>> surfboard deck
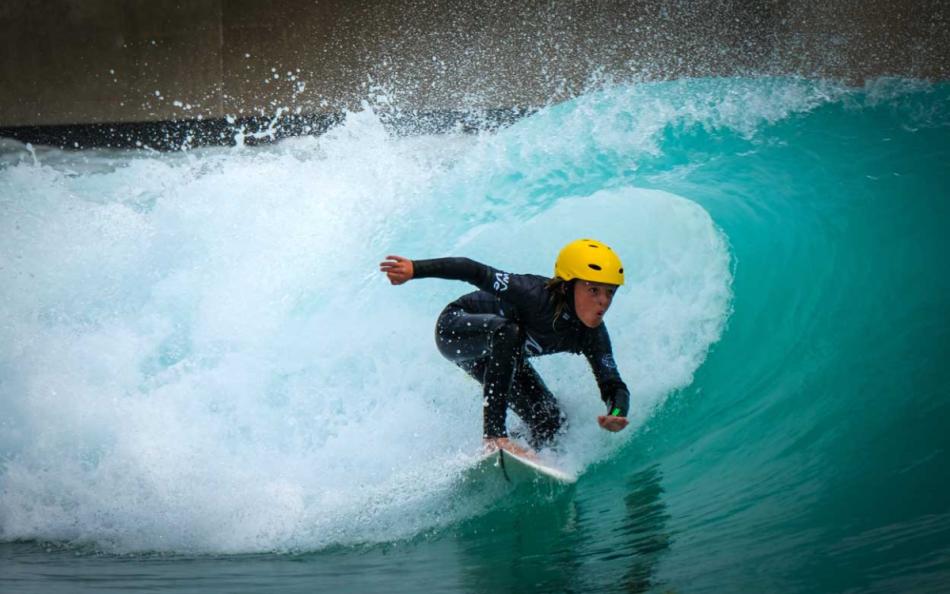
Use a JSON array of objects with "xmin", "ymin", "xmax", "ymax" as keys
[{"xmin": 466, "ymin": 448, "xmax": 577, "ymax": 487}]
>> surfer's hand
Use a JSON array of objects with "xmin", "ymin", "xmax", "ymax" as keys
[
  {"xmin": 380, "ymin": 255, "xmax": 414, "ymax": 285},
  {"xmin": 484, "ymin": 437, "xmax": 538, "ymax": 461},
  {"xmin": 598, "ymin": 415, "xmax": 629, "ymax": 432}
]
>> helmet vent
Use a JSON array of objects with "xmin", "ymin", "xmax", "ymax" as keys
[
  {"xmin": 588, "ymin": 244, "xmax": 599, "ymax": 248},
  {"xmin": 619, "ymin": 267, "xmax": 624, "ymax": 274},
  {"xmin": 588, "ymin": 264, "xmax": 602, "ymax": 271}
]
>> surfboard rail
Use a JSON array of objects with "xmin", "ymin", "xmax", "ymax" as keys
[{"xmin": 466, "ymin": 449, "xmax": 577, "ymax": 486}]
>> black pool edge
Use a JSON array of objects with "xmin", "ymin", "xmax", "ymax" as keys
[{"xmin": 0, "ymin": 107, "xmax": 537, "ymax": 152}]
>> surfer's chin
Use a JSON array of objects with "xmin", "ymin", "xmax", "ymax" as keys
[{"xmin": 579, "ymin": 316, "xmax": 604, "ymax": 328}]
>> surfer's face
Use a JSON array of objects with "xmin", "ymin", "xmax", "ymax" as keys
[{"xmin": 573, "ymin": 281, "xmax": 617, "ymax": 328}]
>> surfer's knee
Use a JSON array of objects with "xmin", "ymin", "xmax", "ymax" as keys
[
  {"xmin": 434, "ymin": 308, "xmax": 484, "ymax": 362},
  {"xmin": 433, "ymin": 307, "xmax": 460, "ymax": 358}
]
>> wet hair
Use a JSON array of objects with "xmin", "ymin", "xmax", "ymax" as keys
[{"xmin": 545, "ymin": 277, "xmax": 575, "ymax": 328}]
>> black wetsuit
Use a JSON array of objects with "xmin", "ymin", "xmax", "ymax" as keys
[{"xmin": 413, "ymin": 257, "xmax": 631, "ymax": 448}]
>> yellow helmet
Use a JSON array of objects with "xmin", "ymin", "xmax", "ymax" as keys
[{"xmin": 554, "ymin": 238, "xmax": 625, "ymax": 286}]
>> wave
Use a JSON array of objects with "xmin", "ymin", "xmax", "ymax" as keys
[{"xmin": 1, "ymin": 77, "xmax": 946, "ymax": 562}]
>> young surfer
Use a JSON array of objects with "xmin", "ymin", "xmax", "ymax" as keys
[{"xmin": 380, "ymin": 239, "xmax": 630, "ymax": 458}]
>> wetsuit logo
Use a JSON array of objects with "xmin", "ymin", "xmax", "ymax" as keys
[
  {"xmin": 601, "ymin": 354, "xmax": 617, "ymax": 369},
  {"xmin": 493, "ymin": 272, "xmax": 510, "ymax": 292},
  {"xmin": 525, "ymin": 333, "xmax": 543, "ymax": 355}
]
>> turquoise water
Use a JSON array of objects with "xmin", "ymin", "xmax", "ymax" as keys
[{"xmin": 1, "ymin": 77, "xmax": 948, "ymax": 592}]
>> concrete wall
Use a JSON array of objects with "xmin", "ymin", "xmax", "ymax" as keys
[
  {"xmin": 1, "ymin": 0, "xmax": 948, "ymax": 127},
  {"xmin": 1, "ymin": 1, "xmax": 225, "ymax": 125}
]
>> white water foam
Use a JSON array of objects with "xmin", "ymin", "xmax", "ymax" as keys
[{"xmin": 0, "ymin": 93, "xmax": 733, "ymax": 552}]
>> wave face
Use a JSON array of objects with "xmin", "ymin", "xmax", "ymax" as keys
[{"xmin": 1, "ymin": 77, "xmax": 948, "ymax": 591}]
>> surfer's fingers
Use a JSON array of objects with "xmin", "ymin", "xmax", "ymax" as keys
[
  {"xmin": 380, "ymin": 260, "xmax": 412, "ymax": 273},
  {"xmin": 380, "ymin": 264, "xmax": 409, "ymax": 277}
]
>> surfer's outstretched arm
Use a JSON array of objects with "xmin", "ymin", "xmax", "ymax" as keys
[{"xmin": 381, "ymin": 255, "xmax": 538, "ymax": 309}]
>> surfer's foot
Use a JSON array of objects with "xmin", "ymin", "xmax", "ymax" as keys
[{"xmin": 484, "ymin": 437, "xmax": 539, "ymax": 461}]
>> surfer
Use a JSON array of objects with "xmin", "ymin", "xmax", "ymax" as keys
[{"xmin": 380, "ymin": 239, "xmax": 630, "ymax": 458}]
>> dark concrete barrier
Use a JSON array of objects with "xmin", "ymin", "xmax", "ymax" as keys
[{"xmin": 1, "ymin": 0, "xmax": 947, "ymax": 146}]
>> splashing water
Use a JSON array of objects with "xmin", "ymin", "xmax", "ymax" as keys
[{"xmin": 1, "ymin": 76, "xmax": 948, "ymax": 593}]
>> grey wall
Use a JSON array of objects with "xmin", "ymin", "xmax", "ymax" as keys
[{"xmin": 1, "ymin": 0, "xmax": 948, "ymax": 127}]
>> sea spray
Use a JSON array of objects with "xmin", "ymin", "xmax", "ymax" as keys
[{"xmin": 0, "ymin": 86, "xmax": 734, "ymax": 552}]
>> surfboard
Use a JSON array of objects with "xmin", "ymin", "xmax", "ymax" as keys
[{"xmin": 466, "ymin": 448, "xmax": 577, "ymax": 487}]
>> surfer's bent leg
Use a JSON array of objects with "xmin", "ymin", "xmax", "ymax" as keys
[
  {"xmin": 508, "ymin": 362, "xmax": 565, "ymax": 449},
  {"xmin": 435, "ymin": 305, "xmax": 523, "ymax": 438}
]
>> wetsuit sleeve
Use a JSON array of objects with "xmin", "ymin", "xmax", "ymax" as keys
[
  {"xmin": 412, "ymin": 257, "xmax": 542, "ymax": 311},
  {"xmin": 583, "ymin": 325, "xmax": 631, "ymax": 417}
]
